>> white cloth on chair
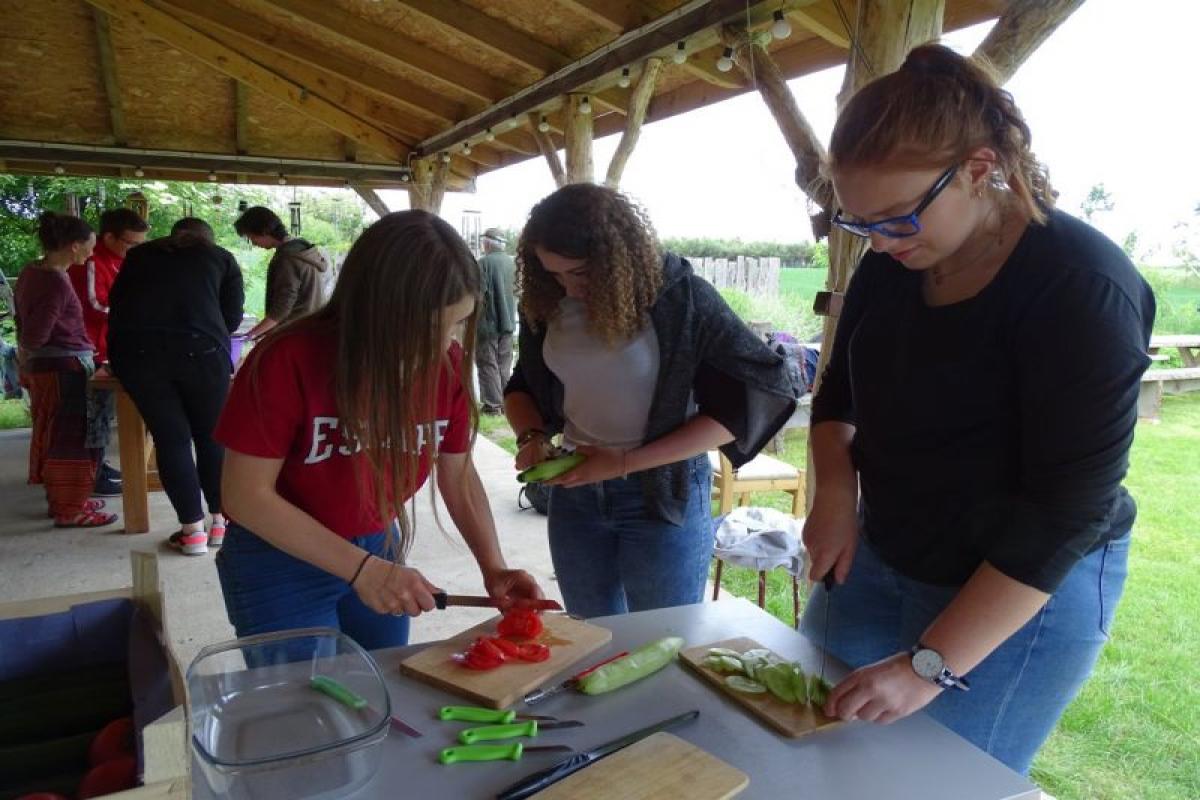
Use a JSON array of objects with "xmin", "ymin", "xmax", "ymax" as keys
[{"xmin": 714, "ymin": 507, "xmax": 806, "ymax": 577}]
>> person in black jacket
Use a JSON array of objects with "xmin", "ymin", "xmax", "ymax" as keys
[
  {"xmin": 108, "ymin": 218, "xmax": 244, "ymax": 555},
  {"xmin": 505, "ymin": 184, "xmax": 796, "ymax": 618},
  {"xmin": 800, "ymin": 44, "xmax": 1154, "ymax": 775}
]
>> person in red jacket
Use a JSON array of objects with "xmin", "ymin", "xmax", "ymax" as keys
[{"xmin": 68, "ymin": 208, "xmax": 148, "ymax": 496}]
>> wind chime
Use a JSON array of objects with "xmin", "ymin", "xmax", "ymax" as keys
[{"xmin": 288, "ymin": 186, "xmax": 302, "ymax": 235}]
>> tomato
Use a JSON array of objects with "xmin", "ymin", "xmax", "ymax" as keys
[
  {"xmin": 89, "ymin": 716, "xmax": 135, "ymax": 766},
  {"xmin": 461, "ymin": 637, "xmax": 506, "ymax": 670},
  {"xmin": 515, "ymin": 643, "xmax": 551, "ymax": 663},
  {"xmin": 78, "ymin": 755, "xmax": 138, "ymax": 798},
  {"xmin": 497, "ymin": 608, "xmax": 543, "ymax": 639},
  {"xmin": 490, "ymin": 637, "xmax": 521, "ymax": 658}
]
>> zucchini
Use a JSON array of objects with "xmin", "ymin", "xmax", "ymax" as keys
[{"xmin": 578, "ymin": 636, "xmax": 684, "ymax": 695}]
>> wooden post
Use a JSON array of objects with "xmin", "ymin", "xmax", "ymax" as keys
[
  {"xmin": 807, "ymin": 0, "xmax": 945, "ymax": 512},
  {"xmin": 604, "ymin": 58, "xmax": 663, "ymax": 189},
  {"xmin": 973, "ymin": 0, "xmax": 1086, "ymax": 85},
  {"xmin": 352, "ymin": 185, "xmax": 390, "ymax": 219},
  {"xmin": 528, "ymin": 112, "xmax": 566, "ymax": 188},
  {"xmin": 564, "ymin": 94, "xmax": 594, "ymax": 184},
  {"xmin": 724, "ymin": 26, "xmax": 832, "ymax": 237},
  {"xmin": 407, "ymin": 157, "xmax": 450, "ymax": 215}
]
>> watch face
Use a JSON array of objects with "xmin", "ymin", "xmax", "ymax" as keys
[{"xmin": 912, "ymin": 648, "xmax": 945, "ymax": 680}]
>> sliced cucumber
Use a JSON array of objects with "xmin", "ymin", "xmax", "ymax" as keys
[
  {"xmin": 706, "ymin": 648, "xmax": 742, "ymax": 659},
  {"xmin": 762, "ymin": 664, "xmax": 797, "ymax": 704},
  {"xmin": 702, "ymin": 655, "xmax": 743, "ymax": 674},
  {"xmin": 790, "ymin": 664, "xmax": 810, "ymax": 705},
  {"xmin": 808, "ymin": 674, "xmax": 832, "ymax": 707},
  {"xmin": 725, "ymin": 675, "xmax": 767, "ymax": 694}
]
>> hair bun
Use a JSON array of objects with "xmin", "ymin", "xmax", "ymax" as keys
[{"xmin": 901, "ymin": 43, "xmax": 962, "ymax": 77}]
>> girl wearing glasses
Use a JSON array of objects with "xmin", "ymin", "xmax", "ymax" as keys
[
  {"xmin": 802, "ymin": 44, "xmax": 1154, "ymax": 774},
  {"xmin": 505, "ymin": 184, "xmax": 797, "ymax": 619}
]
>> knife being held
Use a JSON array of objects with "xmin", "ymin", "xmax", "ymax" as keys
[{"xmin": 433, "ymin": 591, "xmax": 563, "ymax": 612}]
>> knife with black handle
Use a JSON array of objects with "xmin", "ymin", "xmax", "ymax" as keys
[{"xmin": 494, "ymin": 709, "xmax": 700, "ymax": 800}]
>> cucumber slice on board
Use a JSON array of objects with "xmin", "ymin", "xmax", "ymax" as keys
[{"xmin": 725, "ymin": 675, "xmax": 767, "ymax": 694}]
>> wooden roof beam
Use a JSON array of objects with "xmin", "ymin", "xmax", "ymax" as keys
[
  {"xmin": 157, "ymin": 0, "xmax": 467, "ymax": 124},
  {"xmin": 91, "ymin": 8, "xmax": 128, "ymax": 146},
  {"xmin": 527, "ymin": 112, "xmax": 566, "ymax": 188},
  {"xmin": 82, "ymin": 0, "xmax": 410, "ymax": 162},
  {"xmin": 604, "ymin": 57, "xmax": 663, "ymax": 188},
  {"xmin": 234, "ymin": 81, "xmax": 249, "ymax": 155},
  {"xmin": 789, "ymin": 1, "xmax": 854, "ymax": 48},
  {"xmin": 417, "ymin": 0, "xmax": 772, "ymax": 157},
  {"xmin": 973, "ymin": 0, "xmax": 1086, "ymax": 85},
  {"xmin": 353, "ymin": 185, "xmax": 391, "ymax": 219},
  {"xmin": 396, "ymin": 0, "xmax": 566, "ymax": 75},
  {"xmin": 270, "ymin": 0, "xmax": 512, "ymax": 105},
  {"xmin": 556, "ymin": 0, "xmax": 657, "ymax": 31}
]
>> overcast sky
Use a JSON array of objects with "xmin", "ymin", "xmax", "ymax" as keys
[{"xmin": 379, "ymin": 0, "xmax": 1195, "ymax": 261}]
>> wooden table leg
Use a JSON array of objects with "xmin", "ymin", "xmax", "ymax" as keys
[{"xmin": 114, "ymin": 390, "xmax": 150, "ymax": 533}]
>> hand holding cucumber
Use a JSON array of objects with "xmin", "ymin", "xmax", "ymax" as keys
[{"xmin": 536, "ymin": 445, "xmax": 630, "ymax": 488}]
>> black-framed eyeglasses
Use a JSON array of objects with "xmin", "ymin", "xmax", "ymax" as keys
[{"xmin": 832, "ymin": 165, "xmax": 958, "ymax": 239}]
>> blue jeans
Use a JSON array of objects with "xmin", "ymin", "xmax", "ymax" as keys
[
  {"xmin": 215, "ymin": 524, "xmax": 410, "ymax": 651},
  {"xmin": 799, "ymin": 532, "xmax": 1131, "ymax": 775},
  {"xmin": 548, "ymin": 456, "xmax": 714, "ymax": 618}
]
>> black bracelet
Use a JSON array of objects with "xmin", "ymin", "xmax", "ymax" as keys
[{"xmin": 348, "ymin": 551, "xmax": 373, "ymax": 587}]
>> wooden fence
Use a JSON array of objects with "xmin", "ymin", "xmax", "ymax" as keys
[{"xmin": 685, "ymin": 256, "xmax": 781, "ymax": 296}]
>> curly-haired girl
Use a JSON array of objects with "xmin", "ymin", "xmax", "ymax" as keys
[{"xmin": 505, "ymin": 183, "xmax": 797, "ymax": 619}]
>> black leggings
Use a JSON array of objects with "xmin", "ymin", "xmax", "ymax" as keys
[{"xmin": 110, "ymin": 335, "xmax": 230, "ymax": 525}]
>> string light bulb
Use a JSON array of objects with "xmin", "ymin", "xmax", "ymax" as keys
[
  {"xmin": 771, "ymin": 9, "xmax": 792, "ymax": 39},
  {"xmin": 579, "ymin": 95, "xmax": 591, "ymax": 115},
  {"xmin": 278, "ymin": 174, "xmax": 287, "ymax": 185},
  {"xmin": 463, "ymin": 142, "xmax": 472, "ymax": 155},
  {"xmin": 673, "ymin": 41, "xmax": 687, "ymax": 64},
  {"xmin": 400, "ymin": 171, "xmax": 410, "ymax": 183},
  {"xmin": 440, "ymin": 152, "xmax": 451, "ymax": 163},
  {"xmin": 618, "ymin": 67, "xmax": 631, "ymax": 88},
  {"xmin": 54, "ymin": 164, "xmax": 65, "ymax": 175},
  {"xmin": 133, "ymin": 167, "xmax": 145, "ymax": 178},
  {"xmin": 716, "ymin": 47, "xmax": 735, "ymax": 72},
  {"xmin": 484, "ymin": 128, "xmax": 495, "ymax": 141},
  {"xmin": 537, "ymin": 115, "xmax": 550, "ymax": 133},
  {"xmin": 207, "ymin": 171, "xmax": 218, "ymax": 182}
]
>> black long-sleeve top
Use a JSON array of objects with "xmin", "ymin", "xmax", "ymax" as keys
[
  {"xmin": 812, "ymin": 210, "xmax": 1155, "ymax": 593},
  {"xmin": 108, "ymin": 236, "xmax": 245, "ymax": 356}
]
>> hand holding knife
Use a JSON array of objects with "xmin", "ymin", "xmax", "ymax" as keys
[{"xmin": 433, "ymin": 591, "xmax": 562, "ymax": 612}]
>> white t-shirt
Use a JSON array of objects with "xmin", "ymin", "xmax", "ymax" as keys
[{"xmin": 543, "ymin": 297, "xmax": 659, "ymax": 450}]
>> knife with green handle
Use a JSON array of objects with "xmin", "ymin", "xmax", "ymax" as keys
[
  {"xmin": 438, "ymin": 743, "xmax": 574, "ymax": 765},
  {"xmin": 438, "ymin": 705, "xmax": 558, "ymax": 724},
  {"xmin": 458, "ymin": 719, "xmax": 583, "ymax": 745}
]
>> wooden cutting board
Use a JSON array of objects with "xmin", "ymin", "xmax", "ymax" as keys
[
  {"xmin": 680, "ymin": 637, "xmax": 844, "ymax": 738},
  {"xmin": 536, "ymin": 733, "xmax": 748, "ymax": 800},
  {"xmin": 397, "ymin": 612, "xmax": 612, "ymax": 708}
]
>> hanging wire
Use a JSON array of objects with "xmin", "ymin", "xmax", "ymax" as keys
[{"xmin": 831, "ymin": 0, "xmax": 874, "ymax": 78}]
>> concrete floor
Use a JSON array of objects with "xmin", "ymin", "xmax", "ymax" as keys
[{"xmin": 0, "ymin": 428, "xmax": 559, "ymax": 668}]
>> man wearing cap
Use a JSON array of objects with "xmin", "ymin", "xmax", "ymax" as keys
[{"xmin": 476, "ymin": 228, "xmax": 517, "ymax": 415}]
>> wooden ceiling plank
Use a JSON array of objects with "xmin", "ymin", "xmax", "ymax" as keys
[
  {"xmin": 91, "ymin": 8, "xmax": 128, "ymax": 146},
  {"xmin": 396, "ymin": 0, "xmax": 565, "ymax": 74},
  {"xmin": 556, "ymin": 0, "xmax": 648, "ymax": 31},
  {"xmin": 82, "ymin": 0, "xmax": 410, "ymax": 161},
  {"xmin": 157, "ymin": 0, "xmax": 468, "ymax": 123},
  {"xmin": 234, "ymin": 80, "xmax": 249, "ymax": 154},
  {"xmin": 271, "ymin": 0, "xmax": 513, "ymax": 104},
  {"xmin": 789, "ymin": 1, "xmax": 853, "ymax": 48}
]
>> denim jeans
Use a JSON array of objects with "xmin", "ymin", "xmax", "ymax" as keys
[
  {"xmin": 548, "ymin": 455, "xmax": 714, "ymax": 618},
  {"xmin": 215, "ymin": 523, "xmax": 410, "ymax": 651},
  {"xmin": 799, "ymin": 532, "xmax": 1131, "ymax": 775}
]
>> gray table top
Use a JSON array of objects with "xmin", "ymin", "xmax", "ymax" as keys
[{"xmin": 193, "ymin": 598, "xmax": 1039, "ymax": 800}]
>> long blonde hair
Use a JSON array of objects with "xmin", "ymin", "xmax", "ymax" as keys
[{"xmin": 248, "ymin": 210, "xmax": 480, "ymax": 559}]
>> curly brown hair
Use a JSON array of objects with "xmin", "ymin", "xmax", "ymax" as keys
[{"xmin": 517, "ymin": 184, "xmax": 662, "ymax": 344}]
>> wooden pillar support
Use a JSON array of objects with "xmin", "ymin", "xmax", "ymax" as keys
[
  {"xmin": 723, "ymin": 27, "xmax": 831, "ymax": 238},
  {"xmin": 806, "ymin": 0, "xmax": 945, "ymax": 512},
  {"xmin": 352, "ymin": 185, "xmax": 390, "ymax": 219},
  {"xmin": 528, "ymin": 112, "xmax": 566, "ymax": 188},
  {"xmin": 563, "ymin": 94, "xmax": 594, "ymax": 185},
  {"xmin": 407, "ymin": 158, "xmax": 449, "ymax": 215},
  {"xmin": 604, "ymin": 58, "xmax": 663, "ymax": 189},
  {"xmin": 973, "ymin": 0, "xmax": 1085, "ymax": 85}
]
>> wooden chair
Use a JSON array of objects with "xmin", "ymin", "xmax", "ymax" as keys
[{"xmin": 709, "ymin": 450, "xmax": 807, "ymax": 627}]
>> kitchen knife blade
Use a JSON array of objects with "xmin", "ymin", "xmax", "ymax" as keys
[
  {"xmin": 494, "ymin": 710, "xmax": 700, "ymax": 800},
  {"xmin": 522, "ymin": 651, "xmax": 630, "ymax": 705},
  {"xmin": 433, "ymin": 592, "xmax": 563, "ymax": 611},
  {"xmin": 819, "ymin": 571, "xmax": 834, "ymax": 684}
]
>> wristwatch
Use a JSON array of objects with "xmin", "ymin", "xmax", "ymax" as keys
[{"xmin": 909, "ymin": 643, "xmax": 970, "ymax": 691}]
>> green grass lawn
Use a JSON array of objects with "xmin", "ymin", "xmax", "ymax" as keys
[
  {"xmin": 0, "ymin": 397, "xmax": 28, "ymax": 429},
  {"xmin": 475, "ymin": 396, "xmax": 1200, "ymax": 800}
]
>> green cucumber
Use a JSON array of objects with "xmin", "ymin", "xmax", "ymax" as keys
[
  {"xmin": 578, "ymin": 636, "xmax": 684, "ymax": 695},
  {"xmin": 808, "ymin": 675, "xmax": 832, "ymax": 708},
  {"xmin": 790, "ymin": 664, "xmax": 810, "ymax": 705},
  {"xmin": 725, "ymin": 675, "xmax": 767, "ymax": 694},
  {"xmin": 516, "ymin": 454, "xmax": 586, "ymax": 484},
  {"xmin": 762, "ymin": 664, "xmax": 797, "ymax": 704}
]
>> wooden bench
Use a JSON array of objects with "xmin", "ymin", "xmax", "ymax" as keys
[{"xmin": 1139, "ymin": 366, "xmax": 1200, "ymax": 420}]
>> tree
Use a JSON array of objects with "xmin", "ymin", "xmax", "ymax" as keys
[{"xmin": 1080, "ymin": 182, "xmax": 1115, "ymax": 223}]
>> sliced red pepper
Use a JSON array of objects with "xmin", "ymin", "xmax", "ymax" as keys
[
  {"xmin": 515, "ymin": 643, "xmax": 551, "ymax": 663},
  {"xmin": 497, "ymin": 608, "xmax": 544, "ymax": 639}
]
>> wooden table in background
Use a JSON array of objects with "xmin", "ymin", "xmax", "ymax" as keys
[
  {"xmin": 90, "ymin": 372, "xmax": 152, "ymax": 534},
  {"xmin": 1148, "ymin": 334, "xmax": 1200, "ymax": 367}
]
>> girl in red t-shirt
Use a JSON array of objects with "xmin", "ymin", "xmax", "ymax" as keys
[{"xmin": 214, "ymin": 211, "xmax": 545, "ymax": 648}]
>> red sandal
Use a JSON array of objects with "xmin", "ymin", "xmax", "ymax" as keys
[
  {"xmin": 54, "ymin": 509, "xmax": 119, "ymax": 528},
  {"xmin": 47, "ymin": 498, "xmax": 106, "ymax": 518}
]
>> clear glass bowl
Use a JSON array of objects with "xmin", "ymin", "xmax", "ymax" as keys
[{"xmin": 187, "ymin": 627, "xmax": 390, "ymax": 799}]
